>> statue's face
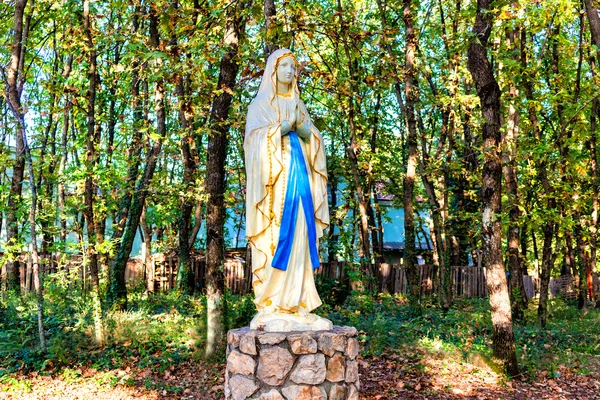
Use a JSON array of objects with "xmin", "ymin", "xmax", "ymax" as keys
[{"xmin": 276, "ymin": 55, "xmax": 296, "ymax": 85}]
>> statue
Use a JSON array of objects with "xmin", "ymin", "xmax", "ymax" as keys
[{"xmin": 244, "ymin": 49, "xmax": 332, "ymax": 332}]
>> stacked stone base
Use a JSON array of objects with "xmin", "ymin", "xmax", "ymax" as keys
[{"xmin": 225, "ymin": 326, "xmax": 360, "ymax": 400}]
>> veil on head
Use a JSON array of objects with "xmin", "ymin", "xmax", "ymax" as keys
[{"xmin": 254, "ymin": 48, "xmax": 300, "ymax": 110}]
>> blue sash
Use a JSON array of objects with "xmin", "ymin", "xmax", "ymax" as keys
[{"xmin": 271, "ymin": 132, "xmax": 320, "ymax": 271}]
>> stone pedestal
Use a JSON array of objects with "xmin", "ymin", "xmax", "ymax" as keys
[{"xmin": 225, "ymin": 326, "xmax": 360, "ymax": 400}]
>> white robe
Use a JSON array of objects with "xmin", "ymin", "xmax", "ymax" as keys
[{"xmin": 244, "ymin": 49, "xmax": 329, "ymax": 315}]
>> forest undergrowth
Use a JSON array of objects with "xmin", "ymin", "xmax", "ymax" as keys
[{"xmin": 0, "ymin": 274, "xmax": 599, "ymax": 399}]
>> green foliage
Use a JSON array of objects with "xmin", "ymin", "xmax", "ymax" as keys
[
  {"xmin": 1, "ymin": 0, "xmax": 600, "ymax": 387},
  {"xmin": 226, "ymin": 292, "xmax": 256, "ymax": 329},
  {"xmin": 0, "ymin": 279, "xmax": 252, "ymax": 375},
  {"xmin": 319, "ymin": 293, "xmax": 600, "ymax": 377},
  {"xmin": 516, "ymin": 298, "xmax": 600, "ymax": 378},
  {"xmin": 2, "ymin": 284, "xmax": 598, "ymax": 381},
  {"xmin": 315, "ymin": 274, "xmax": 349, "ymax": 307}
]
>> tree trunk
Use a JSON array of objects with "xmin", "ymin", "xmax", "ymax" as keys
[
  {"xmin": 589, "ymin": 97, "xmax": 599, "ymax": 306},
  {"xmin": 58, "ymin": 95, "xmax": 71, "ymax": 252},
  {"xmin": 177, "ymin": 121, "xmax": 196, "ymax": 293},
  {"xmin": 140, "ymin": 207, "xmax": 154, "ymax": 293},
  {"xmin": 564, "ymin": 231, "xmax": 577, "ymax": 277},
  {"xmin": 204, "ymin": 0, "xmax": 249, "ymax": 358},
  {"xmin": 368, "ymin": 93, "xmax": 383, "ymax": 264},
  {"xmin": 328, "ymin": 176, "xmax": 339, "ymax": 264},
  {"xmin": 337, "ymin": 2, "xmax": 373, "ymax": 281},
  {"xmin": 416, "ymin": 104, "xmax": 451, "ymax": 308},
  {"xmin": 585, "ymin": 0, "xmax": 600, "ymax": 49},
  {"xmin": 503, "ymin": 22, "xmax": 527, "ymax": 320},
  {"xmin": 82, "ymin": 0, "xmax": 100, "ymax": 292},
  {"xmin": 456, "ymin": 110, "xmax": 480, "ymax": 267},
  {"xmin": 112, "ymin": 7, "xmax": 144, "ymax": 242},
  {"xmin": 584, "ymin": 0, "xmax": 600, "ymax": 307},
  {"xmin": 420, "ymin": 165, "xmax": 448, "ymax": 307},
  {"xmin": 36, "ymin": 68, "xmax": 58, "ymax": 260},
  {"xmin": 264, "ymin": 0, "xmax": 278, "ymax": 55},
  {"xmin": 21, "ymin": 117, "xmax": 47, "ymax": 352},
  {"xmin": 189, "ymin": 201, "xmax": 204, "ymax": 249},
  {"xmin": 5, "ymin": 0, "xmax": 46, "ymax": 350},
  {"xmin": 174, "ymin": 5, "xmax": 199, "ymax": 294},
  {"xmin": 538, "ymin": 218, "xmax": 555, "ymax": 327},
  {"xmin": 108, "ymin": 7, "xmax": 166, "ymax": 310},
  {"xmin": 81, "ymin": 0, "xmax": 103, "ymax": 344},
  {"xmin": 573, "ymin": 216, "xmax": 589, "ymax": 308},
  {"xmin": 467, "ymin": 0, "xmax": 519, "ymax": 376},
  {"xmin": 519, "ymin": 28, "xmax": 556, "ymax": 328},
  {"xmin": 4, "ymin": 0, "xmax": 28, "ymax": 292},
  {"xmin": 402, "ymin": 0, "xmax": 420, "ymax": 304}
]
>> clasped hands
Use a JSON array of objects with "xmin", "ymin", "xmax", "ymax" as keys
[{"xmin": 280, "ymin": 102, "xmax": 311, "ymax": 141}]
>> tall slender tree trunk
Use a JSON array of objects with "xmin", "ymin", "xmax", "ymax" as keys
[
  {"xmin": 584, "ymin": 0, "xmax": 600, "ymax": 307},
  {"xmin": 368, "ymin": 93, "xmax": 383, "ymax": 264},
  {"xmin": 58, "ymin": 97, "xmax": 70, "ymax": 252},
  {"xmin": 108, "ymin": 7, "xmax": 166, "ymax": 310},
  {"xmin": 456, "ymin": 109, "xmax": 480, "ymax": 266},
  {"xmin": 82, "ymin": 0, "xmax": 100, "ymax": 291},
  {"xmin": 176, "ymin": 92, "xmax": 196, "ymax": 294},
  {"xmin": 112, "ymin": 8, "xmax": 144, "ymax": 243},
  {"xmin": 503, "ymin": 23, "xmax": 527, "ymax": 320},
  {"xmin": 175, "ymin": 2, "xmax": 199, "ymax": 294},
  {"xmin": 37, "ymin": 68, "xmax": 58, "ymax": 261},
  {"xmin": 467, "ymin": 0, "xmax": 519, "ymax": 376},
  {"xmin": 328, "ymin": 176, "xmax": 339, "ymax": 264},
  {"xmin": 573, "ymin": 214, "xmax": 589, "ymax": 308},
  {"xmin": 57, "ymin": 54, "xmax": 73, "ymax": 257},
  {"xmin": 435, "ymin": 0, "xmax": 461, "ymax": 308},
  {"xmin": 140, "ymin": 207, "xmax": 154, "ymax": 293},
  {"xmin": 189, "ymin": 202, "xmax": 204, "ymax": 250},
  {"xmin": 419, "ymin": 161, "xmax": 447, "ymax": 306},
  {"xmin": 204, "ymin": 0, "xmax": 249, "ymax": 358},
  {"xmin": 520, "ymin": 28, "xmax": 556, "ymax": 327},
  {"xmin": 95, "ymin": 42, "xmax": 123, "ymax": 275},
  {"xmin": 402, "ymin": 0, "xmax": 420, "ymax": 304},
  {"xmin": 82, "ymin": 0, "xmax": 103, "ymax": 344},
  {"xmin": 5, "ymin": 0, "xmax": 46, "ymax": 350},
  {"xmin": 564, "ymin": 231, "xmax": 577, "ymax": 276},
  {"xmin": 5, "ymin": 0, "xmax": 29, "ymax": 292},
  {"xmin": 589, "ymin": 96, "xmax": 599, "ymax": 306},
  {"xmin": 337, "ymin": 1, "xmax": 373, "ymax": 281},
  {"xmin": 22, "ymin": 119, "xmax": 47, "ymax": 352}
]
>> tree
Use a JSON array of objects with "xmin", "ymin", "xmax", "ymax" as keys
[
  {"xmin": 204, "ymin": 0, "xmax": 250, "ymax": 357},
  {"xmin": 502, "ymin": 8, "xmax": 527, "ymax": 320},
  {"xmin": 584, "ymin": 0, "xmax": 600, "ymax": 308},
  {"xmin": 175, "ymin": 1, "xmax": 201, "ymax": 295},
  {"xmin": 81, "ymin": 0, "xmax": 103, "ymax": 343},
  {"xmin": 3, "ymin": 0, "xmax": 29, "ymax": 293},
  {"xmin": 108, "ymin": 5, "xmax": 167, "ymax": 310},
  {"xmin": 401, "ymin": 0, "xmax": 421, "ymax": 304},
  {"xmin": 264, "ymin": 0, "xmax": 278, "ymax": 55},
  {"xmin": 467, "ymin": 0, "xmax": 519, "ymax": 376},
  {"xmin": 4, "ymin": 0, "xmax": 46, "ymax": 351},
  {"xmin": 337, "ymin": 0, "xmax": 374, "ymax": 282}
]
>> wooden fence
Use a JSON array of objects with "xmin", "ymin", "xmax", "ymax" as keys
[
  {"xmin": 318, "ymin": 262, "xmax": 534, "ymax": 299},
  {"xmin": 125, "ymin": 252, "xmax": 252, "ymax": 294},
  {"xmin": 2, "ymin": 252, "xmax": 598, "ymax": 300}
]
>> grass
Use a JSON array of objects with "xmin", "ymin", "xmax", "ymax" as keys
[
  {"xmin": 0, "ymin": 271, "xmax": 251, "ymax": 376},
  {"xmin": 1, "ymin": 273, "xmax": 599, "ymax": 383},
  {"xmin": 318, "ymin": 292, "xmax": 600, "ymax": 378}
]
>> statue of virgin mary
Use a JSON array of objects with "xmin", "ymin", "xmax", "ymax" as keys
[{"xmin": 244, "ymin": 49, "xmax": 332, "ymax": 331}]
